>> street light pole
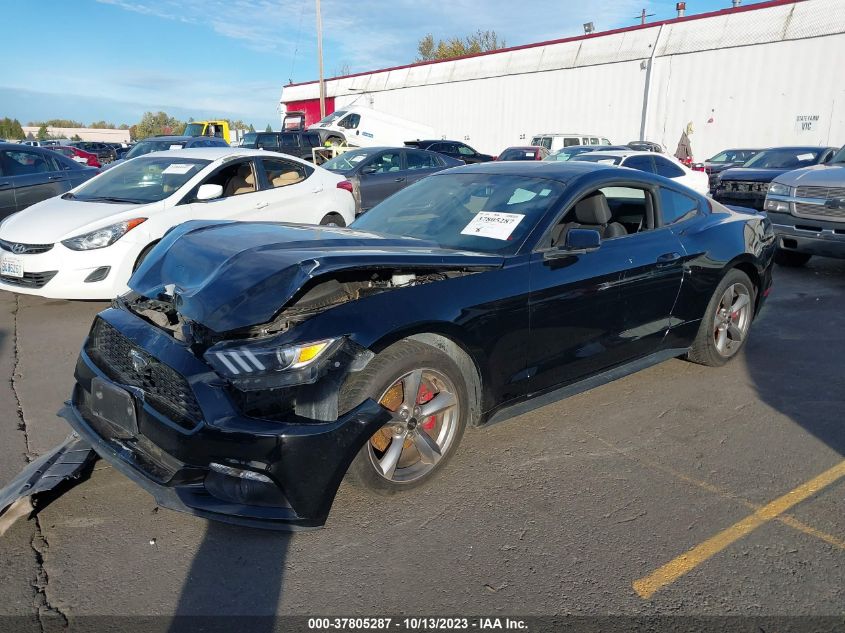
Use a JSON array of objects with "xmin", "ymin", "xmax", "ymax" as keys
[{"xmin": 316, "ymin": 0, "xmax": 326, "ymax": 119}]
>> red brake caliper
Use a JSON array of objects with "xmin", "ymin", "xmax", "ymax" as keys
[{"xmin": 417, "ymin": 382, "xmax": 437, "ymax": 431}]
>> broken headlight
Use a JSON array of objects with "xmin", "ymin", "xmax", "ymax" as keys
[{"xmin": 204, "ymin": 337, "xmax": 341, "ymax": 390}]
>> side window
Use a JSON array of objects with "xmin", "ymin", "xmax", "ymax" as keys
[
  {"xmin": 550, "ymin": 185, "xmax": 652, "ymax": 246},
  {"xmin": 406, "ymin": 150, "xmax": 439, "ymax": 170},
  {"xmin": 563, "ymin": 137, "xmax": 580, "ymax": 147},
  {"xmin": 257, "ymin": 134, "xmax": 279, "ymax": 149},
  {"xmin": 4, "ymin": 150, "xmax": 54, "ymax": 176},
  {"xmin": 365, "ymin": 152, "xmax": 402, "ymax": 173},
  {"xmin": 337, "ymin": 114, "xmax": 360, "ymax": 130},
  {"xmin": 601, "ymin": 138, "xmax": 611, "ymax": 145},
  {"xmin": 457, "ymin": 145, "xmax": 475, "ymax": 157},
  {"xmin": 653, "ymin": 156, "xmax": 685, "ymax": 178},
  {"xmin": 262, "ymin": 158, "xmax": 311, "ymax": 188},
  {"xmin": 623, "ymin": 156, "xmax": 655, "ymax": 173},
  {"xmin": 589, "ymin": 137, "xmax": 600, "ymax": 145},
  {"xmin": 659, "ymin": 188, "xmax": 698, "ymax": 225},
  {"xmin": 200, "ymin": 160, "xmax": 257, "ymax": 198}
]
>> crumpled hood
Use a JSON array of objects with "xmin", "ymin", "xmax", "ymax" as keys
[
  {"xmin": 129, "ymin": 220, "xmax": 504, "ymax": 332},
  {"xmin": 773, "ymin": 163, "xmax": 845, "ymax": 186},
  {"xmin": 718, "ymin": 167, "xmax": 794, "ymax": 183}
]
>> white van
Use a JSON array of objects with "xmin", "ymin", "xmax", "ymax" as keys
[
  {"xmin": 530, "ymin": 133, "xmax": 612, "ymax": 153},
  {"xmin": 308, "ymin": 106, "xmax": 437, "ymax": 148}
]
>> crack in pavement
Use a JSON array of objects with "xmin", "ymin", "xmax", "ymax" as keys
[{"xmin": 10, "ymin": 295, "xmax": 68, "ymax": 631}]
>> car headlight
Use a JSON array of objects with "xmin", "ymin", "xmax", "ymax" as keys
[
  {"xmin": 768, "ymin": 182, "xmax": 791, "ymax": 196},
  {"xmin": 205, "ymin": 337, "xmax": 340, "ymax": 389},
  {"xmin": 62, "ymin": 218, "xmax": 146, "ymax": 251}
]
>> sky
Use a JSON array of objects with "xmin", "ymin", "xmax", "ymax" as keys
[{"xmin": 0, "ymin": 0, "xmax": 767, "ymax": 129}]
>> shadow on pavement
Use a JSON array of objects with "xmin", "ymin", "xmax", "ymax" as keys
[
  {"xmin": 168, "ymin": 521, "xmax": 291, "ymax": 632},
  {"xmin": 744, "ymin": 257, "xmax": 845, "ymax": 456}
]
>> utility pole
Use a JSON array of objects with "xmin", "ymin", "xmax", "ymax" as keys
[
  {"xmin": 637, "ymin": 8, "xmax": 656, "ymax": 24},
  {"xmin": 316, "ymin": 0, "xmax": 326, "ymax": 118}
]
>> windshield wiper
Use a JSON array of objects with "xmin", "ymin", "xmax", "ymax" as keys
[{"xmin": 81, "ymin": 196, "xmax": 145, "ymax": 204}]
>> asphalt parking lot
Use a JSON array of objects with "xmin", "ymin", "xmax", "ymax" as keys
[{"xmin": 0, "ymin": 258, "xmax": 843, "ymax": 624}]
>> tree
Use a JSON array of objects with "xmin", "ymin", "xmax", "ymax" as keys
[
  {"xmin": 128, "ymin": 125, "xmax": 137, "ymax": 141},
  {"xmin": 36, "ymin": 125, "xmax": 49, "ymax": 141},
  {"xmin": 416, "ymin": 30, "xmax": 506, "ymax": 62},
  {"xmin": 29, "ymin": 119, "xmax": 84, "ymax": 128},
  {"xmin": 90, "ymin": 120, "xmax": 117, "ymax": 129},
  {"xmin": 0, "ymin": 117, "xmax": 25, "ymax": 140},
  {"xmin": 71, "ymin": 134, "xmax": 82, "ymax": 141},
  {"xmin": 248, "ymin": 124, "xmax": 256, "ymax": 133},
  {"xmin": 133, "ymin": 111, "xmax": 186, "ymax": 140},
  {"xmin": 265, "ymin": 124, "xmax": 273, "ymax": 132}
]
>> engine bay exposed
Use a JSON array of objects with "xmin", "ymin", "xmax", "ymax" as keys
[{"xmin": 122, "ymin": 268, "xmax": 474, "ymax": 350}]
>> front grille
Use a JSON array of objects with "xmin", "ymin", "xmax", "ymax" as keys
[
  {"xmin": 794, "ymin": 203, "xmax": 845, "ymax": 220},
  {"xmin": 0, "ymin": 271, "xmax": 58, "ymax": 288},
  {"xmin": 0, "ymin": 239, "xmax": 54, "ymax": 254},
  {"xmin": 795, "ymin": 185, "xmax": 845, "ymax": 199},
  {"xmin": 720, "ymin": 181, "xmax": 770, "ymax": 193},
  {"xmin": 85, "ymin": 318, "xmax": 202, "ymax": 430}
]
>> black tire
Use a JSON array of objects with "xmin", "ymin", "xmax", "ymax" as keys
[
  {"xmin": 133, "ymin": 241, "xmax": 159, "ymax": 272},
  {"xmin": 687, "ymin": 268, "xmax": 756, "ymax": 367},
  {"xmin": 774, "ymin": 249, "xmax": 811, "ymax": 267},
  {"xmin": 319, "ymin": 213, "xmax": 345, "ymax": 227},
  {"xmin": 339, "ymin": 340, "xmax": 468, "ymax": 494}
]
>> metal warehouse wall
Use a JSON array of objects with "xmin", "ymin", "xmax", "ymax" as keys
[{"xmin": 281, "ymin": 0, "xmax": 845, "ymax": 159}]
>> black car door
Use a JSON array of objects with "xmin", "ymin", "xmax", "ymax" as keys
[
  {"xmin": 456, "ymin": 143, "xmax": 482, "ymax": 163},
  {"xmin": 528, "ymin": 180, "xmax": 685, "ymax": 392},
  {"xmin": 357, "ymin": 150, "xmax": 406, "ymax": 211},
  {"xmin": 430, "ymin": 142, "xmax": 459, "ymax": 161},
  {"xmin": 0, "ymin": 155, "xmax": 15, "ymax": 219},
  {"xmin": 404, "ymin": 149, "xmax": 443, "ymax": 186},
  {"xmin": 3, "ymin": 148, "xmax": 69, "ymax": 212}
]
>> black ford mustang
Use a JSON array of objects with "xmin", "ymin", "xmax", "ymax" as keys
[{"xmin": 47, "ymin": 162, "xmax": 775, "ymax": 529}]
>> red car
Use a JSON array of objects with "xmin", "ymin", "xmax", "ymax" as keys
[
  {"xmin": 48, "ymin": 145, "xmax": 101, "ymax": 168},
  {"xmin": 495, "ymin": 145, "xmax": 550, "ymax": 161}
]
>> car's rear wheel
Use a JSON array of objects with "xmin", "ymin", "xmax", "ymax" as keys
[
  {"xmin": 339, "ymin": 340, "xmax": 468, "ymax": 494},
  {"xmin": 687, "ymin": 268, "xmax": 756, "ymax": 367},
  {"xmin": 774, "ymin": 249, "xmax": 811, "ymax": 267},
  {"xmin": 319, "ymin": 213, "xmax": 346, "ymax": 227}
]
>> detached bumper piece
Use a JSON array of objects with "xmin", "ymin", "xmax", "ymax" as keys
[
  {"xmin": 62, "ymin": 308, "xmax": 392, "ymax": 530},
  {"xmin": 0, "ymin": 435, "xmax": 97, "ymax": 519}
]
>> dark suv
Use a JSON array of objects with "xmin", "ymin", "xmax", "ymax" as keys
[
  {"xmin": 405, "ymin": 140, "xmax": 494, "ymax": 164},
  {"xmin": 239, "ymin": 131, "xmax": 322, "ymax": 161}
]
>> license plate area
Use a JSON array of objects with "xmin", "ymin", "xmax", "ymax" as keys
[
  {"xmin": 0, "ymin": 256, "xmax": 23, "ymax": 278},
  {"xmin": 91, "ymin": 377, "xmax": 138, "ymax": 437}
]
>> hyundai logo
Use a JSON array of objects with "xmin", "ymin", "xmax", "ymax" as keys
[
  {"xmin": 129, "ymin": 349, "xmax": 149, "ymax": 374},
  {"xmin": 825, "ymin": 198, "xmax": 845, "ymax": 210},
  {"xmin": 11, "ymin": 244, "xmax": 27, "ymax": 255}
]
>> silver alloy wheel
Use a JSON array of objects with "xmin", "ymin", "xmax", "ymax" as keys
[
  {"xmin": 369, "ymin": 368, "xmax": 461, "ymax": 484},
  {"xmin": 713, "ymin": 282, "xmax": 752, "ymax": 357}
]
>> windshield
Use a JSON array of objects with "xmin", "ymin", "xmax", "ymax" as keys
[
  {"xmin": 544, "ymin": 147, "xmax": 593, "ymax": 162},
  {"xmin": 707, "ymin": 149, "xmax": 759, "ymax": 164},
  {"xmin": 240, "ymin": 133, "xmax": 258, "ymax": 146},
  {"xmin": 126, "ymin": 140, "xmax": 187, "ymax": 159},
  {"xmin": 322, "ymin": 149, "xmax": 372, "ymax": 173},
  {"xmin": 571, "ymin": 154, "xmax": 623, "ymax": 165},
  {"xmin": 71, "ymin": 156, "xmax": 209, "ymax": 204},
  {"xmin": 351, "ymin": 174, "xmax": 565, "ymax": 254},
  {"xmin": 829, "ymin": 146, "xmax": 845, "ymax": 164},
  {"xmin": 183, "ymin": 123, "xmax": 205, "ymax": 137},
  {"xmin": 743, "ymin": 149, "xmax": 821, "ymax": 169},
  {"xmin": 315, "ymin": 110, "xmax": 348, "ymax": 127}
]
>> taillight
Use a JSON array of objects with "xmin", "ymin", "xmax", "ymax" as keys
[
  {"xmin": 336, "ymin": 180, "xmax": 354, "ymax": 193},
  {"xmin": 691, "ymin": 163, "xmax": 705, "ymax": 172}
]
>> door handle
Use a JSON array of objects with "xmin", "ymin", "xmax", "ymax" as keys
[
  {"xmin": 48, "ymin": 175, "xmax": 65, "ymax": 181},
  {"xmin": 256, "ymin": 201, "xmax": 269, "ymax": 209},
  {"xmin": 394, "ymin": 177, "xmax": 406, "ymax": 182},
  {"xmin": 312, "ymin": 186, "xmax": 323, "ymax": 193},
  {"xmin": 656, "ymin": 252, "xmax": 682, "ymax": 266}
]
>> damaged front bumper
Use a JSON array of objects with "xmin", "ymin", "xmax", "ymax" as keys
[{"xmin": 60, "ymin": 308, "xmax": 391, "ymax": 530}]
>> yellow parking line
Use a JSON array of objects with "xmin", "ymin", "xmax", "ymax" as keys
[{"xmin": 633, "ymin": 460, "xmax": 845, "ymax": 599}]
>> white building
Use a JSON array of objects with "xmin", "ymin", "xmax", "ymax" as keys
[
  {"xmin": 21, "ymin": 127, "xmax": 131, "ymax": 144},
  {"xmin": 280, "ymin": 0, "xmax": 845, "ymax": 160}
]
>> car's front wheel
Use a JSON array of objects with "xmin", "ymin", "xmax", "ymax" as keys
[
  {"xmin": 774, "ymin": 249, "xmax": 811, "ymax": 267},
  {"xmin": 319, "ymin": 213, "xmax": 346, "ymax": 227},
  {"xmin": 339, "ymin": 340, "xmax": 468, "ymax": 493},
  {"xmin": 687, "ymin": 268, "xmax": 756, "ymax": 367}
]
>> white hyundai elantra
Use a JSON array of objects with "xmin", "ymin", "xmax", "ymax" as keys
[{"xmin": 0, "ymin": 148, "xmax": 356, "ymax": 300}]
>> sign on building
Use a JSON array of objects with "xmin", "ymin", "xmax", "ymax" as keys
[{"xmin": 795, "ymin": 115, "xmax": 820, "ymax": 133}]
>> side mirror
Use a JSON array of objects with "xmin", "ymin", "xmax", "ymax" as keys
[
  {"xmin": 565, "ymin": 228, "xmax": 602, "ymax": 251},
  {"xmin": 360, "ymin": 164, "xmax": 378, "ymax": 175},
  {"xmin": 195, "ymin": 183, "xmax": 223, "ymax": 201}
]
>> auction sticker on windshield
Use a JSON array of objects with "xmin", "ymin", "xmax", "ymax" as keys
[
  {"xmin": 162, "ymin": 163, "xmax": 196, "ymax": 175},
  {"xmin": 0, "ymin": 256, "xmax": 23, "ymax": 278},
  {"xmin": 461, "ymin": 212, "xmax": 525, "ymax": 240}
]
